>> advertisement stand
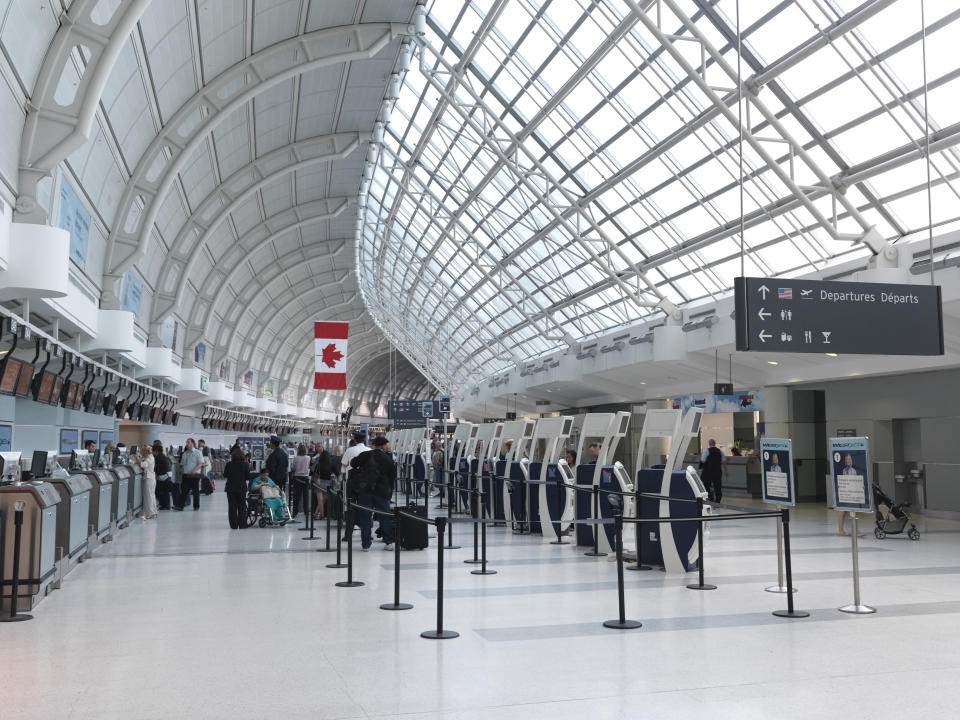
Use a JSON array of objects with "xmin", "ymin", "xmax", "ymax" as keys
[
  {"xmin": 830, "ymin": 437, "xmax": 876, "ymax": 614},
  {"xmin": 760, "ymin": 438, "xmax": 797, "ymax": 594}
]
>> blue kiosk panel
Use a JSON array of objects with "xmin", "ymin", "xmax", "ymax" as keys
[
  {"xmin": 491, "ymin": 460, "xmax": 507, "ymax": 521},
  {"xmin": 575, "ymin": 464, "xmax": 595, "ymax": 546},
  {"xmin": 526, "ymin": 462, "xmax": 542, "ymax": 534},
  {"xmin": 507, "ymin": 461, "xmax": 527, "ymax": 527},
  {"xmin": 542, "ymin": 462, "xmax": 567, "ymax": 537},
  {"xmin": 636, "ymin": 468, "xmax": 699, "ymax": 571},
  {"xmin": 596, "ymin": 466, "xmax": 624, "ymax": 550}
]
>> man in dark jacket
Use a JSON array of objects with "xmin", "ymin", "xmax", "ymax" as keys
[
  {"xmin": 699, "ymin": 438, "xmax": 724, "ymax": 503},
  {"xmin": 265, "ymin": 436, "xmax": 289, "ymax": 494},
  {"xmin": 153, "ymin": 443, "xmax": 174, "ymax": 509},
  {"xmin": 349, "ymin": 436, "xmax": 396, "ymax": 551}
]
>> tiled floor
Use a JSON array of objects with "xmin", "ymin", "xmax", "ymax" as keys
[{"xmin": 2, "ymin": 491, "xmax": 959, "ymax": 719}]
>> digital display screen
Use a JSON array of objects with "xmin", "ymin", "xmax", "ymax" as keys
[
  {"xmin": 115, "ymin": 398, "xmax": 128, "ymax": 419},
  {"xmin": 0, "ymin": 359, "xmax": 22, "ymax": 395},
  {"xmin": 51, "ymin": 376, "xmax": 63, "ymax": 405},
  {"xmin": 59, "ymin": 428, "xmax": 79, "ymax": 454},
  {"xmin": 37, "ymin": 372, "xmax": 55, "ymax": 404},
  {"xmin": 72, "ymin": 384, "xmax": 85, "ymax": 409},
  {"xmin": 81, "ymin": 430, "xmax": 98, "ymax": 448},
  {"xmin": 15, "ymin": 364, "xmax": 33, "ymax": 398},
  {"xmin": 64, "ymin": 382, "xmax": 78, "ymax": 409},
  {"xmin": 102, "ymin": 393, "xmax": 115, "ymax": 416}
]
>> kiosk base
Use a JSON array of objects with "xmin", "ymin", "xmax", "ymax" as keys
[{"xmin": 0, "ymin": 613, "xmax": 33, "ymax": 622}]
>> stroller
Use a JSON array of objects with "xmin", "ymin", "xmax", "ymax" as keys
[
  {"xmin": 247, "ymin": 476, "xmax": 291, "ymax": 528},
  {"xmin": 873, "ymin": 483, "xmax": 920, "ymax": 540}
]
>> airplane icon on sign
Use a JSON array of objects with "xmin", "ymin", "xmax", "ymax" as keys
[{"xmin": 800, "ymin": 289, "xmax": 813, "ymax": 298}]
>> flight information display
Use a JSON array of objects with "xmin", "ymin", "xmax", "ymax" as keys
[{"xmin": 388, "ymin": 399, "xmax": 445, "ymax": 429}]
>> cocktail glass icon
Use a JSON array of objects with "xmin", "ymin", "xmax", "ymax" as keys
[{"xmin": 822, "ymin": 331, "xmax": 831, "ymax": 344}]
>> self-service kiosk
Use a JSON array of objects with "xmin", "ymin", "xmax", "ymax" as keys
[
  {"xmin": 525, "ymin": 416, "xmax": 574, "ymax": 539},
  {"xmin": 33, "ymin": 451, "xmax": 92, "ymax": 571},
  {"xmin": 471, "ymin": 423, "xmax": 501, "ymax": 519},
  {"xmin": 69, "ymin": 450, "xmax": 115, "ymax": 543},
  {"xmin": 574, "ymin": 412, "xmax": 631, "ymax": 554},
  {"xmin": 634, "ymin": 408, "xmax": 709, "ymax": 573},
  {"xmin": 444, "ymin": 423, "xmax": 473, "ymax": 510},
  {"xmin": 105, "ymin": 449, "xmax": 133, "ymax": 529},
  {"xmin": 498, "ymin": 419, "xmax": 535, "ymax": 532},
  {"xmin": 0, "ymin": 452, "xmax": 61, "ymax": 611},
  {"xmin": 457, "ymin": 425, "xmax": 480, "ymax": 511},
  {"xmin": 410, "ymin": 429, "xmax": 430, "ymax": 499}
]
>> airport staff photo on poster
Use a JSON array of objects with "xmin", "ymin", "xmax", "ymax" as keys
[{"xmin": 760, "ymin": 437, "xmax": 795, "ymax": 506}]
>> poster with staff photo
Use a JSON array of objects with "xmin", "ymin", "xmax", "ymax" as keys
[
  {"xmin": 830, "ymin": 436, "xmax": 872, "ymax": 512},
  {"xmin": 760, "ymin": 438, "xmax": 795, "ymax": 506}
]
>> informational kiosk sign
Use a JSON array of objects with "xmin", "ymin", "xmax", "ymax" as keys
[
  {"xmin": 830, "ymin": 437, "xmax": 872, "ymax": 512},
  {"xmin": 760, "ymin": 438, "xmax": 794, "ymax": 506},
  {"xmin": 735, "ymin": 277, "xmax": 943, "ymax": 355}
]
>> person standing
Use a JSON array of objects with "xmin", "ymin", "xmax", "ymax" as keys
[
  {"xmin": 223, "ymin": 447, "xmax": 251, "ymax": 529},
  {"xmin": 310, "ymin": 444, "xmax": 334, "ymax": 520},
  {"xmin": 153, "ymin": 443, "xmax": 173, "ymax": 510},
  {"xmin": 349, "ymin": 436, "xmax": 396, "ymax": 551},
  {"xmin": 135, "ymin": 444, "xmax": 158, "ymax": 519},
  {"xmin": 265, "ymin": 436, "xmax": 289, "ymax": 496},
  {"xmin": 176, "ymin": 438, "xmax": 204, "ymax": 511},
  {"xmin": 290, "ymin": 444, "xmax": 311, "ymax": 518},
  {"xmin": 699, "ymin": 438, "xmax": 724, "ymax": 503},
  {"xmin": 339, "ymin": 434, "xmax": 369, "ymax": 540}
]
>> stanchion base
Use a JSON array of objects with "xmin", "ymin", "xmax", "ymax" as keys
[
  {"xmin": 765, "ymin": 585, "xmax": 798, "ymax": 594},
  {"xmin": 627, "ymin": 564, "xmax": 653, "ymax": 571},
  {"xmin": 380, "ymin": 602, "xmax": 413, "ymax": 611},
  {"xmin": 335, "ymin": 580, "xmax": 365, "ymax": 588},
  {"xmin": 773, "ymin": 609, "xmax": 810, "ymax": 618},
  {"xmin": 421, "ymin": 629, "xmax": 459, "ymax": 639},
  {"xmin": 471, "ymin": 568, "xmax": 497, "ymax": 575},
  {"xmin": 584, "ymin": 551, "xmax": 608, "ymax": 557},
  {"xmin": 325, "ymin": 562, "xmax": 348, "ymax": 568},
  {"xmin": 550, "ymin": 539, "xmax": 570, "ymax": 545},
  {"xmin": 445, "ymin": 544, "xmax": 462, "ymax": 550},
  {"xmin": 302, "ymin": 536, "xmax": 320, "ymax": 541},
  {"xmin": 316, "ymin": 547, "xmax": 337, "ymax": 553},
  {"xmin": 463, "ymin": 558, "xmax": 482, "ymax": 564},
  {"xmin": 0, "ymin": 613, "xmax": 33, "ymax": 622},
  {"xmin": 603, "ymin": 618, "xmax": 642, "ymax": 629},
  {"xmin": 839, "ymin": 604, "xmax": 876, "ymax": 614},
  {"xmin": 686, "ymin": 583, "xmax": 717, "ymax": 591},
  {"xmin": 298, "ymin": 525, "xmax": 310, "ymax": 531}
]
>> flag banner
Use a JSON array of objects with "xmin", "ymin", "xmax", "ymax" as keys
[{"xmin": 314, "ymin": 321, "xmax": 348, "ymax": 390}]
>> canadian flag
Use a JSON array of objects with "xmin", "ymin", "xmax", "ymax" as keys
[{"xmin": 314, "ymin": 321, "xmax": 348, "ymax": 390}]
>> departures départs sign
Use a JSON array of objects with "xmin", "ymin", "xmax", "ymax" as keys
[{"xmin": 734, "ymin": 277, "xmax": 943, "ymax": 355}]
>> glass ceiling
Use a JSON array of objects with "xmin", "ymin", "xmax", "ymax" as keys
[{"xmin": 358, "ymin": 0, "xmax": 960, "ymax": 390}]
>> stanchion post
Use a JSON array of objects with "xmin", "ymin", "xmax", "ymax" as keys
[
  {"xmin": 317, "ymin": 488, "xmax": 336, "ymax": 553},
  {"xmin": 381, "ymin": 506, "xmax": 412, "ymax": 611},
  {"xmin": 471, "ymin": 487, "xmax": 496, "ymax": 576},
  {"xmin": 839, "ymin": 512, "xmax": 875, "ymax": 614},
  {"xmin": 0, "ymin": 507, "xmax": 33, "ymax": 622},
  {"xmin": 773, "ymin": 507, "xmax": 809, "ymax": 618},
  {"xmin": 446, "ymin": 474, "xmax": 461, "ymax": 550},
  {"xmin": 465, "ymin": 482, "xmax": 481, "ymax": 564},
  {"xmin": 765, "ymin": 504, "xmax": 795, "ymax": 593},
  {"xmin": 335, "ymin": 499, "xmax": 364, "ymax": 587},
  {"xmin": 604, "ymin": 514, "xmax": 641, "ymax": 630},
  {"xmin": 627, "ymin": 489, "xmax": 651, "ymax": 571},
  {"xmin": 686, "ymin": 497, "xmax": 717, "ymax": 591},
  {"xmin": 422, "ymin": 517, "xmax": 458, "ymax": 639},
  {"xmin": 550, "ymin": 473, "xmax": 569, "ymax": 545},
  {"xmin": 325, "ymin": 495, "xmax": 347, "ymax": 567},
  {"xmin": 584, "ymin": 484, "xmax": 607, "ymax": 557}
]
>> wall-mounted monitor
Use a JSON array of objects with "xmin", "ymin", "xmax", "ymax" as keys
[
  {"xmin": 81, "ymin": 430, "xmax": 98, "ymax": 449},
  {"xmin": 101, "ymin": 393, "xmax": 115, "ymax": 416},
  {"xmin": 99, "ymin": 431, "xmax": 113, "ymax": 451},
  {"xmin": 115, "ymin": 397, "xmax": 128, "ymax": 419},
  {"xmin": 34, "ymin": 370, "xmax": 55, "ymax": 404},
  {"xmin": 0, "ymin": 424, "xmax": 11, "ymax": 452},
  {"xmin": 0, "ymin": 358, "xmax": 22, "ymax": 395},
  {"xmin": 71, "ymin": 384, "xmax": 85, "ymax": 410},
  {"xmin": 59, "ymin": 428, "xmax": 79, "ymax": 454},
  {"xmin": 63, "ymin": 381, "xmax": 78, "ymax": 409},
  {"xmin": 51, "ymin": 375, "xmax": 64, "ymax": 405},
  {"xmin": 15, "ymin": 364, "xmax": 34, "ymax": 398}
]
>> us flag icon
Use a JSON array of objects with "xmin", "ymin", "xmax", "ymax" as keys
[{"xmin": 778, "ymin": 288, "xmax": 793, "ymax": 300}]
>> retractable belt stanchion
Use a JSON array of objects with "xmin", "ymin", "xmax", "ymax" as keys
[
  {"xmin": 381, "ymin": 506, "xmax": 413, "ymax": 611},
  {"xmin": 839, "ymin": 511, "xmax": 875, "ymax": 614},
  {"xmin": 421, "ymin": 517, "xmax": 458, "ymax": 639},
  {"xmin": 0, "ymin": 505, "xmax": 33, "ymax": 622},
  {"xmin": 773, "ymin": 508, "xmax": 809, "ymax": 618},
  {"xmin": 445, "ymin": 470, "xmax": 461, "ymax": 550},
  {"xmin": 335, "ymin": 498, "xmax": 363, "ymax": 587},
  {"xmin": 316, "ymin": 487, "xmax": 336, "ymax": 553},
  {"xmin": 765, "ymin": 504, "xmax": 795, "ymax": 593},
  {"xmin": 627, "ymin": 487, "xmax": 651, "ymax": 571},
  {"xmin": 584, "ymin": 484, "xmax": 607, "ymax": 557},
  {"xmin": 301, "ymin": 480, "xmax": 317, "ymax": 540},
  {"xmin": 325, "ymin": 492, "xmax": 347, "ymax": 567},
  {"xmin": 471, "ymin": 487, "xmax": 496, "ymax": 576},
  {"xmin": 603, "ymin": 514, "xmax": 641, "ymax": 630},
  {"xmin": 550, "ymin": 472, "xmax": 569, "ymax": 545},
  {"xmin": 686, "ymin": 497, "xmax": 717, "ymax": 591},
  {"xmin": 465, "ymin": 479, "xmax": 482, "ymax": 565}
]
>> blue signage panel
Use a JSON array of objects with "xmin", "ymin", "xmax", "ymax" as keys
[
  {"xmin": 57, "ymin": 179, "xmax": 91, "ymax": 268},
  {"xmin": 81, "ymin": 430, "xmax": 98, "ymax": 448},
  {"xmin": 760, "ymin": 437, "xmax": 794, "ymax": 506},
  {"xmin": 98, "ymin": 431, "xmax": 114, "ymax": 451},
  {"xmin": 60, "ymin": 428, "xmax": 79, "ymax": 454},
  {"xmin": 830, "ymin": 436, "xmax": 872, "ymax": 512},
  {"xmin": 0, "ymin": 424, "xmax": 11, "ymax": 452}
]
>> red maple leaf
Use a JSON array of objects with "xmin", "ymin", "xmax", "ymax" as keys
[{"xmin": 320, "ymin": 343, "xmax": 344, "ymax": 369}]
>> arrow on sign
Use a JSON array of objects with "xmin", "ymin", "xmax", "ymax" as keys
[
  {"xmin": 758, "ymin": 330, "xmax": 772, "ymax": 343},
  {"xmin": 758, "ymin": 284, "xmax": 770, "ymax": 299},
  {"xmin": 758, "ymin": 307, "xmax": 771, "ymax": 321}
]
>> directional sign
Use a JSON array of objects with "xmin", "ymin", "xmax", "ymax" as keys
[{"xmin": 735, "ymin": 277, "xmax": 943, "ymax": 355}]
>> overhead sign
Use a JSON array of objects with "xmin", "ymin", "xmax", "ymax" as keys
[
  {"xmin": 760, "ymin": 438, "xmax": 794, "ymax": 506},
  {"xmin": 830, "ymin": 436, "xmax": 872, "ymax": 512},
  {"xmin": 734, "ymin": 277, "xmax": 943, "ymax": 355},
  {"xmin": 438, "ymin": 395, "xmax": 451, "ymax": 413}
]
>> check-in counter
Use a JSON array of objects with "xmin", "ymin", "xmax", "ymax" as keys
[
  {"xmin": 75, "ymin": 469, "xmax": 115, "ymax": 542},
  {"xmin": 128, "ymin": 462, "xmax": 143, "ymax": 515},
  {"xmin": 45, "ymin": 474, "xmax": 93, "ymax": 567},
  {"xmin": 723, "ymin": 456, "xmax": 750, "ymax": 493},
  {"xmin": 0, "ymin": 481, "xmax": 61, "ymax": 611},
  {"xmin": 108, "ymin": 465, "xmax": 133, "ymax": 526}
]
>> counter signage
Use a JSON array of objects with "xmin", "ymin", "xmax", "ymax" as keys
[
  {"xmin": 830, "ymin": 436, "xmax": 872, "ymax": 512},
  {"xmin": 60, "ymin": 428, "xmax": 79, "ymax": 454},
  {"xmin": 735, "ymin": 277, "xmax": 943, "ymax": 355},
  {"xmin": 0, "ymin": 424, "xmax": 11, "ymax": 452},
  {"xmin": 760, "ymin": 437, "xmax": 794, "ymax": 506}
]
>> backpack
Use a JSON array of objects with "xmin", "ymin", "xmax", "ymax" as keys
[{"xmin": 347, "ymin": 451, "xmax": 380, "ymax": 496}]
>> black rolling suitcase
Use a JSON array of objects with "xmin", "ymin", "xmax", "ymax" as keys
[{"xmin": 399, "ymin": 502, "xmax": 429, "ymax": 550}]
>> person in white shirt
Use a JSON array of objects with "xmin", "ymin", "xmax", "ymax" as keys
[{"xmin": 339, "ymin": 434, "xmax": 369, "ymax": 541}]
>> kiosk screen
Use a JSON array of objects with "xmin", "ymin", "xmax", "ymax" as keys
[
  {"xmin": 0, "ymin": 358, "xmax": 22, "ymax": 394},
  {"xmin": 15, "ymin": 364, "xmax": 33, "ymax": 397},
  {"xmin": 30, "ymin": 450, "xmax": 47, "ymax": 478}
]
